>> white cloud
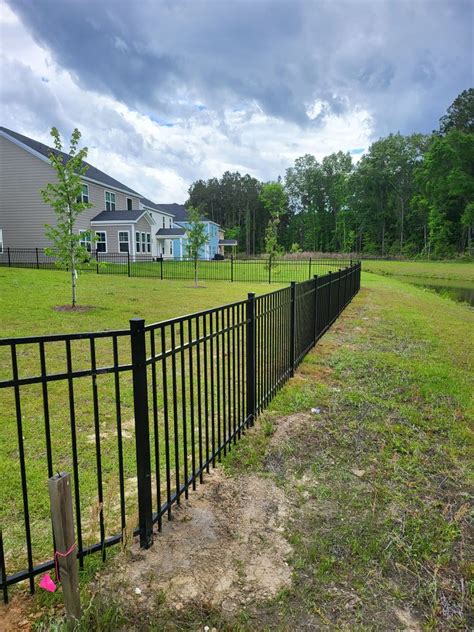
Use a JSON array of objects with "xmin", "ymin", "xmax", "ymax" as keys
[{"xmin": 0, "ymin": 0, "xmax": 375, "ymax": 202}]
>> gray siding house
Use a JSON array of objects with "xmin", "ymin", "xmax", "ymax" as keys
[{"xmin": 0, "ymin": 126, "xmax": 231, "ymax": 260}]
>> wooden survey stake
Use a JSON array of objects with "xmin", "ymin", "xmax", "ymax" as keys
[{"xmin": 48, "ymin": 472, "xmax": 81, "ymax": 624}]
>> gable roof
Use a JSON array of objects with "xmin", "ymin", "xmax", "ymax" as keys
[
  {"xmin": 156, "ymin": 227, "xmax": 186, "ymax": 237},
  {"xmin": 91, "ymin": 210, "xmax": 152, "ymax": 223},
  {"xmin": 140, "ymin": 197, "xmax": 175, "ymax": 217},
  {"xmin": 0, "ymin": 126, "xmax": 141, "ymax": 197},
  {"xmin": 155, "ymin": 203, "xmax": 213, "ymax": 224}
]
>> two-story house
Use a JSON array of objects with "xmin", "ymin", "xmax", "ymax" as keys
[{"xmin": 0, "ymin": 127, "xmax": 235, "ymax": 260}]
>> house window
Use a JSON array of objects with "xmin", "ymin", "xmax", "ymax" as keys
[
  {"xmin": 0, "ymin": 229, "xmax": 3, "ymax": 253},
  {"xmin": 146, "ymin": 233, "xmax": 151, "ymax": 253},
  {"xmin": 118, "ymin": 231, "xmax": 129, "ymax": 253},
  {"xmin": 136, "ymin": 231, "xmax": 141, "ymax": 253},
  {"xmin": 95, "ymin": 231, "xmax": 107, "ymax": 253},
  {"xmin": 79, "ymin": 230, "xmax": 92, "ymax": 252},
  {"xmin": 162, "ymin": 217, "xmax": 165, "ymax": 228},
  {"xmin": 77, "ymin": 184, "xmax": 89, "ymax": 204},
  {"xmin": 105, "ymin": 191, "xmax": 116, "ymax": 211},
  {"xmin": 126, "ymin": 198, "xmax": 133, "ymax": 211},
  {"xmin": 141, "ymin": 232, "xmax": 146, "ymax": 253},
  {"xmin": 170, "ymin": 241, "xmax": 173, "ymax": 255}
]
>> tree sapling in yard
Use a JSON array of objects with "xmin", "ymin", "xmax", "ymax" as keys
[{"xmin": 41, "ymin": 127, "xmax": 93, "ymax": 308}]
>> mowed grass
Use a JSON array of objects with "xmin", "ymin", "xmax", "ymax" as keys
[
  {"xmin": 0, "ymin": 268, "xmax": 285, "ymax": 583},
  {"xmin": 363, "ymin": 258, "xmax": 474, "ymax": 282},
  {"xmin": 220, "ymin": 272, "xmax": 473, "ymax": 630},
  {"xmin": 0, "ymin": 267, "xmax": 285, "ymax": 337}
]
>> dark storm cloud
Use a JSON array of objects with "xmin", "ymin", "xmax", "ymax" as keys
[{"xmin": 6, "ymin": 0, "xmax": 474, "ymax": 135}]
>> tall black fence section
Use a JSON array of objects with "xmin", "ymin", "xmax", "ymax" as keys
[
  {"xmin": 0, "ymin": 263, "xmax": 361, "ymax": 602},
  {"xmin": 0, "ymin": 247, "xmax": 352, "ymax": 283}
]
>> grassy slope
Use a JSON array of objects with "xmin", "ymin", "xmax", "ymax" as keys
[
  {"xmin": 363, "ymin": 259, "xmax": 474, "ymax": 282},
  {"xmin": 223, "ymin": 272, "xmax": 473, "ymax": 630},
  {"xmin": 0, "ymin": 268, "xmax": 282, "ymax": 337}
]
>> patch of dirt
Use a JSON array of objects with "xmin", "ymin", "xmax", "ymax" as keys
[
  {"xmin": 53, "ymin": 304, "xmax": 96, "ymax": 313},
  {"xmin": 98, "ymin": 469, "xmax": 292, "ymax": 615},
  {"xmin": 268, "ymin": 411, "xmax": 313, "ymax": 446}
]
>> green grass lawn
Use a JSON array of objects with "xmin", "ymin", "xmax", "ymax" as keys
[
  {"xmin": 363, "ymin": 259, "xmax": 474, "ymax": 282},
  {"xmin": 0, "ymin": 268, "xmax": 288, "ymax": 583},
  {"xmin": 0, "ymin": 267, "xmax": 285, "ymax": 337},
  {"xmin": 27, "ymin": 270, "xmax": 473, "ymax": 631}
]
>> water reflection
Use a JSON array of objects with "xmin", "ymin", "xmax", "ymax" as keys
[{"xmin": 393, "ymin": 276, "xmax": 474, "ymax": 307}]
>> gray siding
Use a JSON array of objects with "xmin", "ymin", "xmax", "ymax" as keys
[
  {"xmin": 93, "ymin": 225, "xmax": 133, "ymax": 253},
  {"xmin": 0, "ymin": 135, "xmax": 141, "ymax": 249}
]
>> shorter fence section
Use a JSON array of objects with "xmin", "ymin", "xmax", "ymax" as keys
[
  {"xmin": 0, "ymin": 248, "xmax": 352, "ymax": 283},
  {"xmin": 0, "ymin": 263, "xmax": 361, "ymax": 602}
]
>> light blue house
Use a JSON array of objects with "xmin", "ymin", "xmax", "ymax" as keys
[{"xmin": 155, "ymin": 203, "xmax": 221, "ymax": 259}]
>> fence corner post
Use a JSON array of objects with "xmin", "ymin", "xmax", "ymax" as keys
[
  {"xmin": 313, "ymin": 275, "xmax": 319, "ymax": 345},
  {"xmin": 130, "ymin": 318, "xmax": 153, "ymax": 549},
  {"xmin": 246, "ymin": 293, "xmax": 256, "ymax": 427},
  {"xmin": 160, "ymin": 255, "xmax": 163, "ymax": 280},
  {"xmin": 35, "ymin": 247, "xmax": 39, "ymax": 269},
  {"xmin": 290, "ymin": 281, "xmax": 296, "ymax": 376},
  {"xmin": 7, "ymin": 247, "xmax": 11, "ymax": 267},
  {"xmin": 48, "ymin": 472, "xmax": 81, "ymax": 626}
]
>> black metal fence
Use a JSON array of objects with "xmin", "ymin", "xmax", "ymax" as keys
[
  {"xmin": 0, "ymin": 263, "xmax": 361, "ymax": 602},
  {"xmin": 0, "ymin": 248, "xmax": 351, "ymax": 283}
]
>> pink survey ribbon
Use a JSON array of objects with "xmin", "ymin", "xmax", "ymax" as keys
[{"xmin": 39, "ymin": 542, "xmax": 77, "ymax": 592}]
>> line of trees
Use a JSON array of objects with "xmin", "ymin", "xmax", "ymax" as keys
[{"xmin": 187, "ymin": 89, "xmax": 473, "ymax": 258}]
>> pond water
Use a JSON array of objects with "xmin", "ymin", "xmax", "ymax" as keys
[{"xmin": 393, "ymin": 276, "xmax": 474, "ymax": 307}]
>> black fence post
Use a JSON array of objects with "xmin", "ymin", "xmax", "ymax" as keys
[
  {"xmin": 160, "ymin": 255, "xmax": 163, "ymax": 280},
  {"xmin": 95, "ymin": 252, "xmax": 99, "ymax": 275},
  {"xmin": 246, "ymin": 293, "xmax": 256, "ymax": 427},
  {"xmin": 268, "ymin": 256, "xmax": 272, "ymax": 284},
  {"xmin": 231, "ymin": 255, "xmax": 234, "ymax": 282},
  {"xmin": 35, "ymin": 248, "xmax": 39, "ymax": 269},
  {"xmin": 130, "ymin": 318, "xmax": 153, "ymax": 549},
  {"xmin": 327, "ymin": 271, "xmax": 332, "ymax": 327},
  {"xmin": 309, "ymin": 257, "xmax": 312, "ymax": 280},
  {"xmin": 313, "ymin": 275, "xmax": 319, "ymax": 345},
  {"xmin": 290, "ymin": 281, "xmax": 296, "ymax": 376},
  {"xmin": 337, "ymin": 268, "xmax": 342, "ymax": 314},
  {"xmin": 7, "ymin": 247, "xmax": 11, "ymax": 267},
  {"xmin": 127, "ymin": 251, "xmax": 131, "ymax": 277}
]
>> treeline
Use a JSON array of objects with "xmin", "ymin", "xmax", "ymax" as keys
[{"xmin": 187, "ymin": 89, "xmax": 473, "ymax": 258}]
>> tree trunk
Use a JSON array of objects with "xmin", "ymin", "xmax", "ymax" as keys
[
  {"xmin": 194, "ymin": 257, "xmax": 198, "ymax": 287},
  {"xmin": 68, "ymin": 205, "xmax": 76, "ymax": 308},
  {"xmin": 381, "ymin": 220, "xmax": 385, "ymax": 257}
]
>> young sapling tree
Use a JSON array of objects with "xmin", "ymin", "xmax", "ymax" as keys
[
  {"xmin": 185, "ymin": 206, "xmax": 210, "ymax": 287},
  {"xmin": 41, "ymin": 127, "xmax": 92, "ymax": 307}
]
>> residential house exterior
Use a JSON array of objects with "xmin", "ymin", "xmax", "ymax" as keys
[
  {"xmin": 155, "ymin": 203, "xmax": 221, "ymax": 259},
  {"xmin": 0, "ymin": 126, "xmax": 234, "ymax": 260}
]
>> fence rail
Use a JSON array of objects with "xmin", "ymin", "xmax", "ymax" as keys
[
  {"xmin": 0, "ymin": 248, "xmax": 352, "ymax": 283},
  {"xmin": 0, "ymin": 262, "xmax": 361, "ymax": 602}
]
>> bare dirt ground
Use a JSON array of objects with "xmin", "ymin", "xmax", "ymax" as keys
[{"xmin": 97, "ymin": 468, "xmax": 292, "ymax": 617}]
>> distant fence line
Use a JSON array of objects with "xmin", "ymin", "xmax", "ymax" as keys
[
  {"xmin": 0, "ymin": 262, "xmax": 361, "ymax": 602},
  {"xmin": 0, "ymin": 248, "xmax": 352, "ymax": 283}
]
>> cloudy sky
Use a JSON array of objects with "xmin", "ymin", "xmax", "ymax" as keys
[{"xmin": 0, "ymin": 0, "xmax": 472, "ymax": 202}]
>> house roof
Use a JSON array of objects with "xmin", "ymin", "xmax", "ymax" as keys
[
  {"xmin": 0, "ymin": 126, "xmax": 141, "ymax": 197},
  {"xmin": 155, "ymin": 203, "xmax": 212, "ymax": 224},
  {"xmin": 91, "ymin": 210, "xmax": 151, "ymax": 223},
  {"xmin": 140, "ymin": 197, "xmax": 175, "ymax": 216},
  {"xmin": 156, "ymin": 228, "xmax": 186, "ymax": 237}
]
